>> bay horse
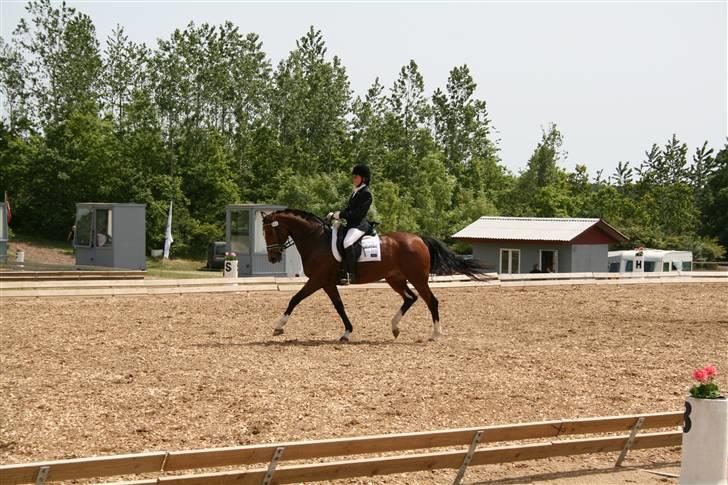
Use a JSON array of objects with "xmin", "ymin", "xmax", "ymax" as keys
[{"xmin": 262, "ymin": 209, "xmax": 490, "ymax": 343}]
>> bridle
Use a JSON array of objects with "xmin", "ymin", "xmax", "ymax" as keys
[
  {"xmin": 262, "ymin": 217, "xmax": 327, "ymax": 255},
  {"xmin": 263, "ymin": 220, "xmax": 295, "ymax": 253}
]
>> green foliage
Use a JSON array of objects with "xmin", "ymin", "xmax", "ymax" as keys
[
  {"xmin": 690, "ymin": 382, "xmax": 720, "ymax": 399},
  {"xmin": 700, "ymin": 145, "xmax": 728, "ymax": 251},
  {"xmin": 275, "ymin": 169, "xmax": 349, "ymax": 217},
  {"xmin": 1, "ymin": 2, "xmax": 725, "ymax": 260}
]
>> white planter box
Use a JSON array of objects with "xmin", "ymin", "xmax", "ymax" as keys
[
  {"xmin": 680, "ymin": 396, "xmax": 728, "ymax": 484},
  {"xmin": 223, "ymin": 259, "xmax": 238, "ymax": 281}
]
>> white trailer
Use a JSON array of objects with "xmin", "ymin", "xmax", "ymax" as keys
[{"xmin": 608, "ymin": 249, "xmax": 692, "ymax": 273}]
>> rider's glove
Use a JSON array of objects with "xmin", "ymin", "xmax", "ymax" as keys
[{"xmin": 333, "ymin": 211, "xmax": 340, "ymax": 220}]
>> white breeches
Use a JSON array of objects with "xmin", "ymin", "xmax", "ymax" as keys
[{"xmin": 343, "ymin": 228, "xmax": 366, "ymax": 248}]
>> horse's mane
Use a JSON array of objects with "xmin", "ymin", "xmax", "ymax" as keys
[{"xmin": 273, "ymin": 208, "xmax": 328, "ymax": 227}]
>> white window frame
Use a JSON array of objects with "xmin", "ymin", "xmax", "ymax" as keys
[
  {"xmin": 499, "ymin": 248, "xmax": 521, "ymax": 274},
  {"xmin": 538, "ymin": 249, "xmax": 559, "ymax": 273}
]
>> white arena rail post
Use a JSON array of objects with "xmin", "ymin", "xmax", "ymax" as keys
[{"xmin": 679, "ymin": 396, "xmax": 728, "ymax": 484}]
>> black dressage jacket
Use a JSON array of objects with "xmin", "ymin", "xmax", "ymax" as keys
[{"xmin": 340, "ymin": 185, "xmax": 372, "ymax": 231}]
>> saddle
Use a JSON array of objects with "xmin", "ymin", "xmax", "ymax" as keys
[{"xmin": 330, "ymin": 222, "xmax": 381, "ymax": 263}]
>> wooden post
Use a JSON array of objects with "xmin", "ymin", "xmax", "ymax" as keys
[{"xmin": 615, "ymin": 417, "xmax": 644, "ymax": 467}]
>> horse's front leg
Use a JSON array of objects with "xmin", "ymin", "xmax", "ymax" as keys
[
  {"xmin": 273, "ymin": 281, "xmax": 320, "ymax": 336},
  {"xmin": 323, "ymin": 285, "xmax": 354, "ymax": 343}
]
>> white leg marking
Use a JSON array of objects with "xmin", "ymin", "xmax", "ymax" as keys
[
  {"xmin": 275, "ymin": 314, "xmax": 289, "ymax": 330},
  {"xmin": 391, "ymin": 310, "xmax": 403, "ymax": 332},
  {"xmin": 430, "ymin": 321, "xmax": 443, "ymax": 342}
]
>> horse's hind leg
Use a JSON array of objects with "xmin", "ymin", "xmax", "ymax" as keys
[
  {"xmin": 407, "ymin": 275, "xmax": 442, "ymax": 342},
  {"xmin": 385, "ymin": 275, "xmax": 418, "ymax": 338}
]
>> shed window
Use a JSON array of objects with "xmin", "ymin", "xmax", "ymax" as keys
[
  {"xmin": 682, "ymin": 261, "xmax": 692, "ymax": 271},
  {"xmin": 95, "ymin": 209, "xmax": 112, "ymax": 247},
  {"xmin": 625, "ymin": 260, "xmax": 633, "ymax": 272},
  {"xmin": 75, "ymin": 208, "xmax": 93, "ymax": 247},
  {"xmin": 608, "ymin": 262, "xmax": 620, "ymax": 273},
  {"xmin": 500, "ymin": 249, "xmax": 520, "ymax": 274},
  {"xmin": 663, "ymin": 262, "xmax": 670, "ymax": 272},
  {"xmin": 230, "ymin": 209, "xmax": 250, "ymax": 253},
  {"xmin": 644, "ymin": 261, "xmax": 656, "ymax": 272}
]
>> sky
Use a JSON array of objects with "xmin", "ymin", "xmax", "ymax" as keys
[{"xmin": 1, "ymin": 1, "xmax": 726, "ymax": 177}]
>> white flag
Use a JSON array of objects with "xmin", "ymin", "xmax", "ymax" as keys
[{"xmin": 163, "ymin": 200, "xmax": 173, "ymax": 259}]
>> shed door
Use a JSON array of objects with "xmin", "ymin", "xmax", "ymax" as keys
[
  {"xmin": 499, "ymin": 249, "xmax": 520, "ymax": 274},
  {"xmin": 540, "ymin": 250, "xmax": 558, "ymax": 273}
]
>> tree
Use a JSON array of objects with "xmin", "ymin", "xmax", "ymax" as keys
[
  {"xmin": 507, "ymin": 124, "xmax": 572, "ymax": 216},
  {"xmin": 12, "ymin": 0, "xmax": 102, "ymax": 125},
  {"xmin": 0, "ymin": 37, "xmax": 30, "ymax": 130},
  {"xmin": 101, "ymin": 26, "xmax": 150, "ymax": 122},
  {"xmin": 611, "ymin": 161, "xmax": 633, "ymax": 187},
  {"xmin": 351, "ymin": 78, "xmax": 388, "ymax": 177},
  {"xmin": 701, "ymin": 144, "xmax": 728, "ymax": 251},
  {"xmin": 638, "ymin": 135, "xmax": 689, "ymax": 186},
  {"xmin": 272, "ymin": 26, "xmax": 351, "ymax": 175},
  {"xmin": 432, "ymin": 65, "xmax": 498, "ymax": 182},
  {"xmin": 689, "ymin": 141, "xmax": 716, "ymax": 190}
]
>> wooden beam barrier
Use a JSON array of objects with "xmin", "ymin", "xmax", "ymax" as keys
[
  {"xmin": 0, "ymin": 452, "xmax": 167, "ymax": 484},
  {"xmin": 0, "ymin": 412, "xmax": 682, "ymax": 485},
  {"xmin": 153, "ymin": 431, "xmax": 682, "ymax": 485}
]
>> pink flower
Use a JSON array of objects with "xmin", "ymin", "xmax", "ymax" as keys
[
  {"xmin": 704, "ymin": 365, "xmax": 718, "ymax": 378},
  {"xmin": 692, "ymin": 369, "xmax": 707, "ymax": 383}
]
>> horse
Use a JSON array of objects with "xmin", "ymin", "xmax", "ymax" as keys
[{"xmin": 262, "ymin": 209, "xmax": 490, "ymax": 343}]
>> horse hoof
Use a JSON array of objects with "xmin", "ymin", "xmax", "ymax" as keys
[
  {"xmin": 339, "ymin": 336, "xmax": 349, "ymax": 344},
  {"xmin": 392, "ymin": 328, "xmax": 400, "ymax": 339},
  {"xmin": 428, "ymin": 335, "xmax": 440, "ymax": 342},
  {"xmin": 273, "ymin": 328, "xmax": 284, "ymax": 336}
]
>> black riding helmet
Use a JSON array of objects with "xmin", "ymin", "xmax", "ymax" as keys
[{"xmin": 352, "ymin": 164, "xmax": 371, "ymax": 184}]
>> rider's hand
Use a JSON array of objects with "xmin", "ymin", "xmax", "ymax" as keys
[
  {"xmin": 333, "ymin": 211, "xmax": 340, "ymax": 220},
  {"xmin": 326, "ymin": 212, "xmax": 334, "ymax": 220}
]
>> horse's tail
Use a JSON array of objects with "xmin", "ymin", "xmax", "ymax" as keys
[{"xmin": 421, "ymin": 236, "xmax": 493, "ymax": 281}]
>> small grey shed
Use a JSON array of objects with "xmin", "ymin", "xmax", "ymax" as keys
[
  {"xmin": 225, "ymin": 204, "xmax": 304, "ymax": 277},
  {"xmin": 74, "ymin": 203, "xmax": 146, "ymax": 270}
]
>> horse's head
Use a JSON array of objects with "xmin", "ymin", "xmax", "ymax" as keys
[{"xmin": 262, "ymin": 212, "xmax": 290, "ymax": 264}]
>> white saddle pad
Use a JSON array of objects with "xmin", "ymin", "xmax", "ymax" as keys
[{"xmin": 331, "ymin": 230, "xmax": 382, "ymax": 263}]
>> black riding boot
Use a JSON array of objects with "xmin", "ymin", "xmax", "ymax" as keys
[
  {"xmin": 343, "ymin": 245, "xmax": 358, "ymax": 284},
  {"xmin": 337, "ymin": 259, "xmax": 349, "ymax": 285}
]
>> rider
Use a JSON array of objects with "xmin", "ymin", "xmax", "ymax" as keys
[{"xmin": 327, "ymin": 164, "xmax": 373, "ymax": 285}]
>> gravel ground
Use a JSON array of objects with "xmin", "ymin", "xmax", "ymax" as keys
[{"xmin": 1, "ymin": 283, "xmax": 726, "ymax": 484}]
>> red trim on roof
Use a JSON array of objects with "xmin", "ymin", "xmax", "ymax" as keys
[
  {"xmin": 570, "ymin": 226, "xmax": 619, "ymax": 244},
  {"xmin": 571, "ymin": 220, "xmax": 629, "ymax": 244}
]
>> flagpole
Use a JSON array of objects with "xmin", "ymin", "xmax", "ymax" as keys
[{"xmin": 162, "ymin": 200, "xmax": 174, "ymax": 277}]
